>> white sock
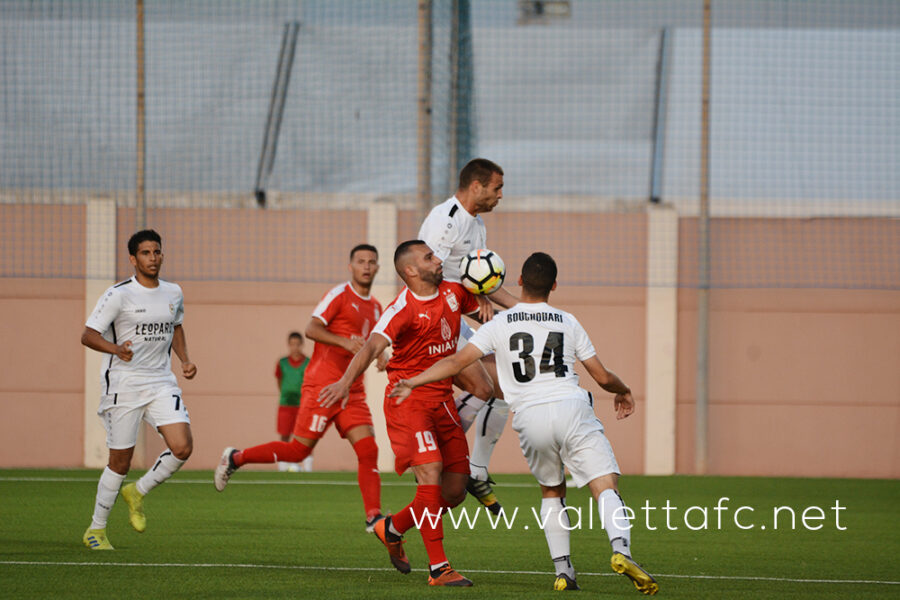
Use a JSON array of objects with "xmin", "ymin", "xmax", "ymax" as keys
[
  {"xmin": 597, "ymin": 488, "xmax": 632, "ymax": 556},
  {"xmin": 277, "ymin": 461, "xmax": 289, "ymax": 471},
  {"xmin": 90, "ymin": 467, "xmax": 126, "ymax": 529},
  {"xmin": 469, "ymin": 397, "xmax": 508, "ymax": 480},
  {"xmin": 388, "ymin": 519, "xmax": 402, "ymax": 538},
  {"xmin": 300, "ymin": 455, "xmax": 314, "ymax": 472},
  {"xmin": 135, "ymin": 450, "xmax": 185, "ymax": 496},
  {"xmin": 455, "ymin": 392, "xmax": 487, "ymax": 432},
  {"xmin": 542, "ymin": 497, "xmax": 575, "ymax": 578}
]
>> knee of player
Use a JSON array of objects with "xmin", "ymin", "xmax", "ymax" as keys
[
  {"xmin": 107, "ymin": 461, "xmax": 131, "ymax": 476},
  {"xmin": 443, "ymin": 490, "xmax": 466, "ymax": 508},
  {"xmin": 170, "ymin": 442, "xmax": 193, "ymax": 461},
  {"xmin": 472, "ymin": 380, "xmax": 494, "ymax": 402}
]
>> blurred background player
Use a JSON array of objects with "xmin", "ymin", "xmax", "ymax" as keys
[
  {"xmin": 320, "ymin": 240, "xmax": 482, "ymax": 587},
  {"xmin": 390, "ymin": 252, "xmax": 659, "ymax": 595},
  {"xmin": 215, "ymin": 244, "xmax": 386, "ymax": 531},
  {"xmin": 81, "ymin": 229, "xmax": 197, "ymax": 550},
  {"xmin": 274, "ymin": 331, "xmax": 311, "ymax": 472},
  {"xmin": 418, "ymin": 157, "xmax": 517, "ymax": 513}
]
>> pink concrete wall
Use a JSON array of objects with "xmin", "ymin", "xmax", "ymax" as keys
[
  {"xmin": 1, "ymin": 205, "xmax": 897, "ymax": 478},
  {"xmin": 676, "ymin": 289, "xmax": 900, "ymax": 478},
  {"xmin": 0, "ymin": 279, "xmax": 85, "ymax": 467}
]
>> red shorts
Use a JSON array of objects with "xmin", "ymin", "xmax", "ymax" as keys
[
  {"xmin": 385, "ymin": 396, "xmax": 469, "ymax": 476},
  {"xmin": 277, "ymin": 405, "xmax": 300, "ymax": 437},
  {"xmin": 293, "ymin": 381, "xmax": 372, "ymax": 440}
]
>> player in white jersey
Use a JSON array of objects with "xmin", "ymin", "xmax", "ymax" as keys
[
  {"xmin": 418, "ymin": 157, "xmax": 518, "ymax": 514},
  {"xmin": 390, "ymin": 252, "xmax": 659, "ymax": 595},
  {"xmin": 80, "ymin": 229, "xmax": 197, "ymax": 550}
]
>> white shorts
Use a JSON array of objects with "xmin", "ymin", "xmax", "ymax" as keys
[
  {"xmin": 457, "ymin": 319, "xmax": 475, "ymax": 349},
  {"xmin": 458, "ymin": 318, "xmax": 496, "ymax": 358},
  {"xmin": 512, "ymin": 395, "xmax": 619, "ymax": 488},
  {"xmin": 98, "ymin": 386, "xmax": 190, "ymax": 449}
]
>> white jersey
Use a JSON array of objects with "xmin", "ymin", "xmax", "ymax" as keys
[
  {"xmin": 85, "ymin": 276, "xmax": 185, "ymax": 394},
  {"xmin": 468, "ymin": 302, "xmax": 597, "ymax": 413},
  {"xmin": 418, "ymin": 196, "xmax": 487, "ymax": 283}
]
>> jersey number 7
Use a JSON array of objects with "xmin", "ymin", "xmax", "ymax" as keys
[{"xmin": 509, "ymin": 332, "xmax": 568, "ymax": 383}]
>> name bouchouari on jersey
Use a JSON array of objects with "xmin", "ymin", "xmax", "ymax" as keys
[{"xmin": 506, "ymin": 312, "xmax": 564, "ymax": 323}]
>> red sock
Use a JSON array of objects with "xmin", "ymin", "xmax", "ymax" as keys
[
  {"xmin": 413, "ymin": 484, "xmax": 447, "ymax": 566},
  {"xmin": 352, "ymin": 436, "xmax": 382, "ymax": 518},
  {"xmin": 235, "ymin": 439, "xmax": 312, "ymax": 467},
  {"xmin": 389, "ymin": 484, "xmax": 447, "ymax": 566},
  {"xmin": 390, "ymin": 499, "xmax": 417, "ymax": 534}
]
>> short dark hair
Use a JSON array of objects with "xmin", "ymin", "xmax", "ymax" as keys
[
  {"xmin": 393, "ymin": 240, "xmax": 427, "ymax": 268},
  {"xmin": 521, "ymin": 252, "xmax": 557, "ymax": 297},
  {"xmin": 127, "ymin": 229, "xmax": 162, "ymax": 256},
  {"xmin": 350, "ymin": 244, "xmax": 378, "ymax": 260},
  {"xmin": 288, "ymin": 331, "xmax": 303, "ymax": 342},
  {"xmin": 459, "ymin": 158, "xmax": 503, "ymax": 189}
]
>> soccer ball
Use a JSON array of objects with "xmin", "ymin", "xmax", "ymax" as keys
[{"xmin": 459, "ymin": 249, "xmax": 505, "ymax": 295}]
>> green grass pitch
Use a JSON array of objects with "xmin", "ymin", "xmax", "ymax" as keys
[{"xmin": 1, "ymin": 469, "xmax": 897, "ymax": 599}]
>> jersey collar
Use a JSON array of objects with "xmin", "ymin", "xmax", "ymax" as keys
[
  {"xmin": 516, "ymin": 301, "xmax": 551, "ymax": 310},
  {"xmin": 346, "ymin": 281, "xmax": 372, "ymax": 300},
  {"xmin": 451, "ymin": 196, "xmax": 478, "ymax": 219},
  {"xmin": 408, "ymin": 287, "xmax": 439, "ymax": 301}
]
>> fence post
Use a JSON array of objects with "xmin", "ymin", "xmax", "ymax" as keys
[{"xmin": 83, "ymin": 198, "xmax": 117, "ymax": 468}]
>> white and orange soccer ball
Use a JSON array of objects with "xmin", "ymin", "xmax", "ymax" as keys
[{"xmin": 459, "ymin": 249, "xmax": 505, "ymax": 295}]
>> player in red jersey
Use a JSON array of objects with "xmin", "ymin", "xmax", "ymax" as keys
[
  {"xmin": 319, "ymin": 240, "xmax": 482, "ymax": 587},
  {"xmin": 215, "ymin": 244, "xmax": 387, "ymax": 531}
]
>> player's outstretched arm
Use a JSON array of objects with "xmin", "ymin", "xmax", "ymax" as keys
[
  {"xmin": 389, "ymin": 344, "xmax": 485, "ymax": 403},
  {"xmin": 487, "ymin": 285, "xmax": 519, "ymax": 310},
  {"xmin": 81, "ymin": 327, "xmax": 133, "ymax": 362},
  {"xmin": 581, "ymin": 356, "xmax": 634, "ymax": 420},
  {"xmin": 305, "ymin": 317, "xmax": 365, "ymax": 354},
  {"xmin": 375, "ymin": 349, "xmax": 390, "ymax": 371},
  {"xmin": 319, "ymin": 333, "xmax": 390, "ymax": 408},
  {"xmin": 172, "ymin": 324, "xmax": 197, "ymax": 379}
]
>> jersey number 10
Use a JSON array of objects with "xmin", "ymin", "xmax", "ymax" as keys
[{"xmin": 509, "ymin": 332, "xmax": 568, "ymax": 383}]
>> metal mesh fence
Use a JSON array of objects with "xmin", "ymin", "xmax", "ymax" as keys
[{"xmin": 1, "ymin": 0, "xmax": 897, "ymax": 288}]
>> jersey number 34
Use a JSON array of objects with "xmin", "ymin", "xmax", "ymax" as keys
[{"xmin": 509, "ymin": 332, "xmax": 568, "ymax": 382}]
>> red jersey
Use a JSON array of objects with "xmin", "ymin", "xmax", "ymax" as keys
[
  {"xmin": 304, "ymin": 282, "xmax": 383, "ymax": 392},
  {"xmin": 373, "ymin": 281, "xmax": 479, "ymax": 405}
]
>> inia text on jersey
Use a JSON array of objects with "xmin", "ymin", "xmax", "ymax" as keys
[{"xmin": 506, "ymin": 312, "xmax": 563, "ymax": 323}]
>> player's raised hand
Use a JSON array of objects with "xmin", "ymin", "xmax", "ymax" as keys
[
  {"xmin": 116, "ymin": 340, "xmax": 134, "ymax": 362},
  {"xmin": 388, "ymin": 380, "xmax": 413, "ymax": 404},
  {"xmin": 345, "ymin": 335, "xmax": 365, "ymax": 354},
  {"xmin": 475, "ymin": 294, "xmax": 494, "ymax": 322},
  {"xmin": 614, "ymin": 392, "xmax": 635, "ymax": 420},
  {"xmin": 182, "ymin": 361, "xmax": 197, "ymax": 379},
  {"xmin": 319, "ymin": 380, "xmax": 350, "ymax": 408}
]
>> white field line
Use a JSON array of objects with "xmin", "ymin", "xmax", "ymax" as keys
[
  {"xmin": 0, "ymin": 560, "xmax": 896, "ymax": 586},
  {"xmin": 0, "ymin": 476, "xmax": 541, "ymax": 487}
]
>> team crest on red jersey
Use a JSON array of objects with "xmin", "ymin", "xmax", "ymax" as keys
[
  {"xmin": 440, "ymin": 317, "xmax": 452, "ymax": 341},
  {"xmin": 443, "ymin": 288, "xmax": 459, "ymax": 312}
]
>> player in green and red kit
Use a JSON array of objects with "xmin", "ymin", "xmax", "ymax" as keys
[
  {"xmin": 215, "ymin": 245, "xmax": 387, "ymax": 531},
  {"xmin": 274, "ymin": 331, "xmax": 310, "ymax": 471}
]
